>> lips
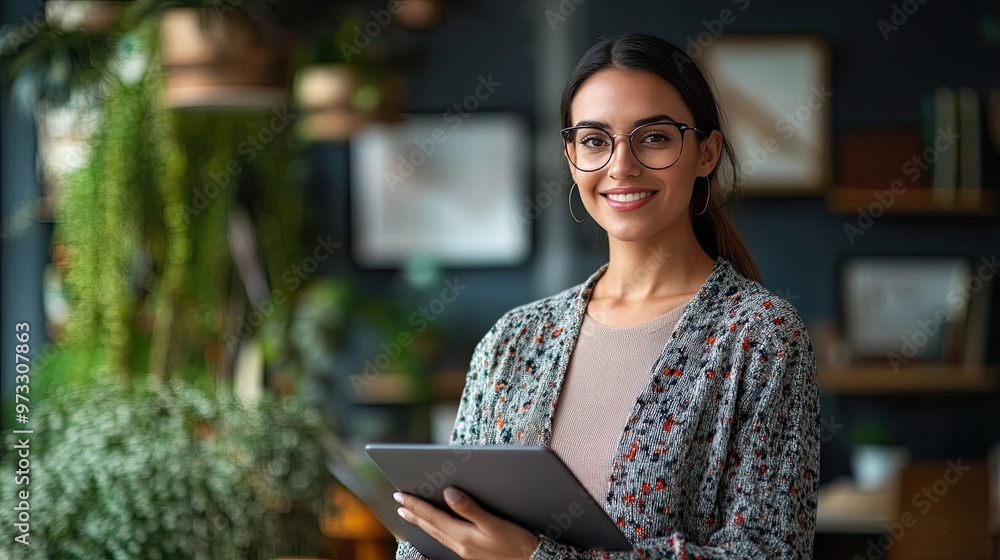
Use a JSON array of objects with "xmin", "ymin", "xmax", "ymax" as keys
[{"xmin": 599, "ymin": 189, "xmax": 657, "ymax": 211}]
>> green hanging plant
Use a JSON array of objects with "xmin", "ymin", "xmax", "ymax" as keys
[
  {"xmin": 23, "ymin": 5, "xmax": 307, "ymax": 387},
  {"xmin": 57, "ymin": 24, "xmax": 166, "ymax": 378}
]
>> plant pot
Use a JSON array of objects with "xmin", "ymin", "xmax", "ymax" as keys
[
  {"xmin": 45, "ymin": 1, "xmax": 126, "ymax": 33},
  {"xmin": 396, "ymin": 0, "xmax": 443, "ymax": 28},
  {"xmin": 294, "ymin": 64, "xmax": 368, "ymax": 141},
  {"xmin": 851, "ymin": 444, "xmax": 910, "ymax": 491},
  {"xmin": 159, "ymin": 8, "xmax": 289, "ymax": 108},
  {"xmin": 293, "ymin": 64, "xmax": 408, "ymax": 140}
]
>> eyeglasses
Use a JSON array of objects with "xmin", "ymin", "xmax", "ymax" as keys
[{"xmin": 560, "ymin": 121, "xmax": 709, "ymax": 172}]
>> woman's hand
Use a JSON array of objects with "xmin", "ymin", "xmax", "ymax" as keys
[{"xmin": 395, "ymin": 486, "xmax": 539, "ymax": 560}]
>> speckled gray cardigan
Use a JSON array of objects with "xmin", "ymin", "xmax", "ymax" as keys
[{"xmin": 396, "ymin": 257, "xmax": 820, "ymax": 559}]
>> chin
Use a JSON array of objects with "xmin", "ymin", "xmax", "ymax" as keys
[
  {"xmin": 597, "ymin": 210, "xmax": 686, "ymax": 244},
  {"xmin": 600, "ymin": 221, "xmax": 659, "ymax": 243}
]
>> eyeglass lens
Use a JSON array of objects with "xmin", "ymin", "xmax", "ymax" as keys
[{"xmin": 563, "ymin": 123, "xmax": 685, "ymax": 171}]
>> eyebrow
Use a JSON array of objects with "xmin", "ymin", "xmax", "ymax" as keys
[{"xmin": 573, "ymin": 114, "xmax": 677, "ymax": 128}]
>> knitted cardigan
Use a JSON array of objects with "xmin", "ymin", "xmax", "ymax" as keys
[{"xmin": 395, "ymin": 257, "xmax": 820, "ymax": 559}]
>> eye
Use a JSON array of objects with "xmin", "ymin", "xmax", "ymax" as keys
[
  {"xmin": 638, "ymin": 130, "xmax": 675, "ymax": 144},
  {"xmin": 580, "ymin": 134, "xmax": 610, "ymax": 148}
]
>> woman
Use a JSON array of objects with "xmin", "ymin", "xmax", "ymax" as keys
[{"xmin": 394, "ymin": 33, "xmax": 819, "ymax": 559}]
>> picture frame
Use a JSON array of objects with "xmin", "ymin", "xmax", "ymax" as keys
[
  {"xmin": 700, "ymin": 35, "xmax": 831, "ymax": 195},
  {"xmin": 838, "ymin": 256, "xmax": 973, "ymax": 363},
  {"xmin": 350, "ymin": 113, "xmax": 532, "ymax": 268}
]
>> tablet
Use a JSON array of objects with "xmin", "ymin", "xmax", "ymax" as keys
[{"xmin": 365, "ymin": 443, "xmax": 633, "ymax": 559}]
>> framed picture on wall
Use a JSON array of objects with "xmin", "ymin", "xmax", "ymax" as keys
[
  {"xmin": 700, "ymin": 35, "xmax": 831, "ymax": 195},
  {"xmin": 838, "ymin": 256, "xmax": 973, "ymax": 363},
  {"xmin": 350, "ymin": 113, "xmax": 532, "ymax": 268}
]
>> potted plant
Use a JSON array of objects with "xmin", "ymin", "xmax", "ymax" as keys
[
  {"xmin": 849, "ymin": 419, "xmax": 910, "ymax": 491},
  {"xmin": 291, "ymin": 19, "xmax": 406, "ymax": 142},
  {"xmin": 0, "ymin": 377, "xmax": 338, "ymax": 559}
]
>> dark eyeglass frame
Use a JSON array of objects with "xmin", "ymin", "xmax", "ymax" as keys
[{"xmin": 559, "ymin": 121, "xmax": 711, "ymax": 172}]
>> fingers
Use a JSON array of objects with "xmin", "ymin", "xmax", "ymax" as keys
[
  {"xmin": 398, "ymin": 505, "xmax": 463, "ymax": 556},
  {"xmin": 443, "ymin": 487, "xmax": 489, "ymax": 524},
  {"xmin": 396, "ymin": 489, "xmax": 539, "ymax": 560},
  {"xmin": 395, "ymin": 491, "xmax": 473, "ymax": 554},
  {"xmin": 441, "ymin": 488, "xmax": 539, "ymax": 559}
]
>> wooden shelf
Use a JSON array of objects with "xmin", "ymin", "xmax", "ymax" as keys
[
  {"xmin": 352, "ymin": 371, "xmax": 420, "ymax": 405},
  {"xmin": 825, "ymin": 187, "xmax": 996, "ymax": 216},
  {"xmin": 820, "ymin": 363, "xmax": 998, "ymax": 394},
  {"xmin": 816, "ymin": 478, "xmax": 896, "ymax": 534}
]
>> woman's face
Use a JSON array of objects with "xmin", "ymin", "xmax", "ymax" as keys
[{"xmin": 566, "ymin": 69, "xmax": 721, "ymax": 243}]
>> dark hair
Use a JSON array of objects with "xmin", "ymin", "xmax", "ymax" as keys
[{"xmin": 560, "ymin": 33, "xmax": 761, "ymax": 283}]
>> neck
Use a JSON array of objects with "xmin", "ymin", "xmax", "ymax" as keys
[{"xmin": 598, "ymin": 221, "xmax": 716, "ymax": 301}]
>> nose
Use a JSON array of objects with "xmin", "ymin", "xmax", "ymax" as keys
[{"xmin": 606, "ymin": 134, "xmax": 641, "ymax": 178}]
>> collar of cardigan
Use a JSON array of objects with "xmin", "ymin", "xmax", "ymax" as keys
[{"xmin": 563, "ymin": 255, "xmax": 740, "ymax": 344}]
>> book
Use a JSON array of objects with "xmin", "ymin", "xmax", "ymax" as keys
[
  {"xmin": 957, "ymin": 87, "xmax": 982, "ymax": 197},
  {"xmin": 962, "ymin": 272, "xmax": 993, "ymax": 366},
  {"xmin": 932, "ymin": 86, "xmax": 958, "ymax": 200}
]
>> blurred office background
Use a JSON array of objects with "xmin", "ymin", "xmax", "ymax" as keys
[{"xmin": 2, "ymin": 0, "xmax": 999, "ymax": 558}]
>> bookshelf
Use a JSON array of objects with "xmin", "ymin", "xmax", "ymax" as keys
[
  {"xmin": 819, "ymin": 363, "xmax": 998, "ymax": 394},
  {"xmin": 826, "ymin": 187, "xmax": 996, "ymax": 216}
]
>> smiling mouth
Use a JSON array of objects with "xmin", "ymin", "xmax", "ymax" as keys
[{"xmin": 602, "ymin": 192, "xmax": 654, "ymax": 202}]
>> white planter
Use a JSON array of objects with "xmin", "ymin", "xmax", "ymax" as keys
[{"xmin": 852, "ymin": 444, "xmax": 910, "ymax": 491}]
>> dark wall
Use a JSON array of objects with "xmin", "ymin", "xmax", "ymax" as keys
[
  {"xmin": 309, "ymin": 0, "xmax": 1000, "ymax": 479},
  {"xmin": 319, "ymin": 0, "xmax": 1000, "ymax": 330},
  {"xmin": 1, "ymin": 0, "xmax": 47, "ymax": 433}
]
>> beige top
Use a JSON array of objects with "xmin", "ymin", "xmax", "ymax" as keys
[{"xmin": 549, "ymin": 301, "xmax": 689, "ymax": 506}]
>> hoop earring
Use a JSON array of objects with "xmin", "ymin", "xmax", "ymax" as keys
[
  {"xmin": 568, "ymin": 183, "xmax": 587, "ymax": 223},
  {"xmin": 693, "ymin": 176, "xmax": 711, "ymax": 216}
]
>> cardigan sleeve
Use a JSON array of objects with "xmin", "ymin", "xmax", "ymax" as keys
[
  {"xmin": 395, "ymin": 314, "xmax": 509, "ymax": 560},
  {"xmin": 395, "ymin": 541, "xmax": 429, "ymax": 560},
  {"xmin": 529, "ymin": 313, "xmax": 820, "ymax": 560},
  {"xmin": 448, "ymin": 312, "xmax": 507, "ymax": 446}
]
